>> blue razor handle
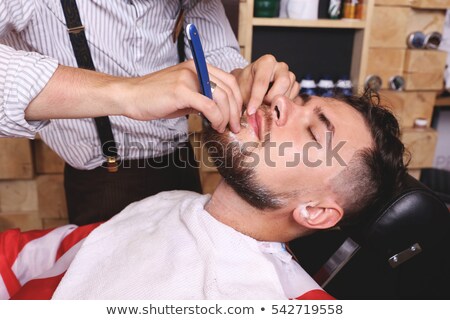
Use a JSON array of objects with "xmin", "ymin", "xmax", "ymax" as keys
[{"xmin": 186, "ymin": 23, "xmax": 213, "ymax": 99}]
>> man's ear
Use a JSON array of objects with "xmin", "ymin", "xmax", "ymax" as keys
[{"xmin": 292, "ymin": 202, "xmax": 344, "ymax": 230}]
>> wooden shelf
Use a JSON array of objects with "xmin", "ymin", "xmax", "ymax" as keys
[
  {"xmin": 435, "ymin": 96, "xmax": 450, "ymax": 107},
  {"xmin": 252, "ymin": 18, "xmax": 366, "ymax": 29}
]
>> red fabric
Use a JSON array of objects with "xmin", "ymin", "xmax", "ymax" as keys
[
  {"xmin": 0, "ymin": 228, "xmax": 55, "ymax": 297},
  {"xmin": 295, "ymin": 289, "xmax": 335, "ymax": 300},
  {"xmin": 55, "ymin": 222, "xmax": 102, "ymax": 260},
  {"xmin": 2, "ymin": 223, "xmax": 335, "ymax": 300},
  {"xmin": 0, "ymin": 224, "xmax": 100, "ymax": 300},
  {"xmin": 10, "ymin": 273, "xmax": 66, "ymax": 300}
]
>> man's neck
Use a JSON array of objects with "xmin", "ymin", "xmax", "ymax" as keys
[{"xmin": 205, "ymin": 180, "xmax": 301, "ymax": 242}]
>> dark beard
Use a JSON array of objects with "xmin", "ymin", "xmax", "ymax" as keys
[{"xmin": 202, "ymin": 108, "xmax": 285, "ymax": 210}]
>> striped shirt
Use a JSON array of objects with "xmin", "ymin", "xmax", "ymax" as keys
[{"xmin": 0, "ymin": 0, "xmax": 247, "ymax": 169}]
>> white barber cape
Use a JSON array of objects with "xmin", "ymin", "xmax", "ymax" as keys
[{"xmin": 53, "ymin": 191, "xmax": 323, "ymax": 299}]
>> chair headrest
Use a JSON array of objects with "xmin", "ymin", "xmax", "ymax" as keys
[{"xmin": 342, "ymin": 174, "xmax": 450, "ymax": 262}]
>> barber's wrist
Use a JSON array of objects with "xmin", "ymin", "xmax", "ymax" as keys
[{"xmin": 104, "ymin": 77, "xmax": 132, "ymax": 117}]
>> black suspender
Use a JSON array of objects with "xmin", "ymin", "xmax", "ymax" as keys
[
  {"xmin": 60, "ymin": 0, "xmax": 118, "ymax": 172},
  {"xmin": 60, "ymin": 0, "xmax": 187, "ymax": 172}
]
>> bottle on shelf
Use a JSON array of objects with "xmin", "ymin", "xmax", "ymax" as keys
[
  {"xmin": 389, "ymin": 75, "xmax": 405, "ymax": 91},
  {"xmin": 364, "ymin": 75, "xmax": 382, "ymax": 92},
  {"xmin": 286, "ymin": 0, "xmax": 319, "ymax": 20},
  {"xmin": 254, "ymin": 0, "xmax": 281, "ymax": 18},
  {"xmin": 343, "ymin": 0, "xmax": 357, "ymax": 19},
  {"xmin": 413, "ymin": 118, "xmax": 428, "ymax": 129},
  {"xmin": 336, "ymin": 75, "xmax": 353, "ymax": 96},
  {"xmin": 407, "ymin": 31, "xmax": 426, "ymax": 49},
  {"xmin": 355, "ymin": 0, "xmax": 364, "ymax": 19},
  {"xmin": 328, "ymin": 0, "xmax": 342, "ymax": 19},
  {"xmin": 300, "ymin": 75, "xmax": 317, "ymax": 96},
  {"xmin": 279, "ymin": 0, "xmax": 288, "ymax": 18},
  {"xmin": 317, "ymin": 76, "xmax": 335, "ymax": 97}
]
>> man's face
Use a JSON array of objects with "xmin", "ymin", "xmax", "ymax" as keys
[{"xmin": 203, "ymin": 94, "xmax": 373, "ymax": 210}]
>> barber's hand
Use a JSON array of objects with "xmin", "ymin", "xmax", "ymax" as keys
[
  {"xmin": 231, "ymin": 55, "xmax": 300, "ymax": 115},
  {"xmin": 123, "ymin": 60, "xmax": 242, "ymax": 133}
]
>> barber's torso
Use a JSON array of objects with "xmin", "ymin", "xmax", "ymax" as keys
[{"xmin": 1, "ymin": 0, "xmax": 243, "ymax": 169}]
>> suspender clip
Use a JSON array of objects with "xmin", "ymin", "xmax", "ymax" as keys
[
  {"xmin": 106, "ymin": 156, "xmax": 119, "ymax": 173},
  {"xmin": 68, "ymin": 25, "xmax": 85, "ymax": 34}
]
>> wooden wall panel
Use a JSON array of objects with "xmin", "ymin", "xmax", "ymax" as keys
[
  {"xmin": 404, "ymin": 50, "xmax": 447, "ymax": 73},
  {"xmin": 36, "ymin": 175, "xmax": 68, "ymax": 219},
  {"xmin": 34, "ymin": 140, "xmax": 65, "ymax": 174},
  {"xmin": 406, "ymin": 9, "xmax": 446, "ymax": 35},
  {"xmin": 402, "ymin": 128, "xmax": 438, "ymax": 168},
  {"xmin": 410, "ymin": 0, "xmax": 450, "ymax": 9},
  {"xmin": 0, "ymin": 180, "xmax": 38, "ymax": 213},
  {"xmin": 379, "ymin": 90, "xmax": 436, "ymax": 127},
  {"xmin": 0, "ymin": 139, "xmax": 33, "ymax": 180},
  {"xmin": 370, "ymin": 6, "xmax": 410, "ymax": 48},
  {"xmin": 0, "ymin": 213, "xmax": 42, "ymax": 232}
]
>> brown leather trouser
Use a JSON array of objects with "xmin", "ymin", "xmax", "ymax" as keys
[{"xmin": 64, "ymin": 143, "xmax": 202, "ymax": 226}]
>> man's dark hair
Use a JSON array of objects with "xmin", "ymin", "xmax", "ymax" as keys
[{"xmin": 331, "ymin": 90, "xmax": 408, "ymax": 225}]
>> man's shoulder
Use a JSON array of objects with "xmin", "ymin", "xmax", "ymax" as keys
[
  {"xmin": 139, "ymin": 190, "xmax": 208, "ymax": 207},
  {"xmin": 113, "ymin": 190, "xmax": 209, "ymax": 221}
]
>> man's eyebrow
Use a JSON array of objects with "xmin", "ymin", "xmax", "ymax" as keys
[{"xmin": 313, "ymin": 106, "xmax": 335, "ymax": 137}]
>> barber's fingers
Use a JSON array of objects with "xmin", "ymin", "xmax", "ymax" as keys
[
  {"xmin": 289, "ymin": 80, "xmax": 301, "ymax": 100},
  {"xmin": 264, "ymin": 64, "xmax": 295, "ymax": 103},
  {"xmin": 283, "ymin": 71, "xmax": 300, "ymax": 100},
  {"xmin": 208, "ymin": 85, "xmax": 230, "ymax": 133},
  {"xmin": 246, "ymin": 56, "xmax": 279, "ymax": 115},
  {"xmin": 181, "ymin": 90, "xmax": 225, "ymax": 132},
  {"xmin": 207, "ymin": 64, "xmax": 243, "ymax": 111},
  {"xmin": 209, "ymin": 74, "xmax": 241, "ymax": 133},
  {"xmin": 179, "ymin": 60, "xmax": 242, "ymax": 133}
]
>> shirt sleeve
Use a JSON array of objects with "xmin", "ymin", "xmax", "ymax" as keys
[
  {"xmin": 185, "ymin": 0, "xmax": 248, "ymax": 72},
  {"xmin": 0, "ymin": 0, "xmax": 58, "ymax": 139}
]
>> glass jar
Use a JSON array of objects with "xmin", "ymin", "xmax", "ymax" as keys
[{"xmin": 254, "ymin": 0, "xmax": 280, "ymax": 18}]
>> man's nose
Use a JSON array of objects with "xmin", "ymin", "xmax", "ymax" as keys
[{"xmin": 270, "ymin": 95, "xmax": 294, "ymax": 127}]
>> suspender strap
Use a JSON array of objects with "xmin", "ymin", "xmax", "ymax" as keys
[{"xmin": 60, "ymin": 0, "xmax": 118, "ymax": 172}]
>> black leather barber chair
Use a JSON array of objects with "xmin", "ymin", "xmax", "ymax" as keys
[
  {"xmin": 289, "ymin": 174, "xmax": 450, "ymax": 299},
  {"xmin": 420, "ymin": 168, "xmax": 450, "ymax": 205}
]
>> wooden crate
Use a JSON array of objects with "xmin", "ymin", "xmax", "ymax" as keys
[
  {"xmin": 403, "ymin": 71, "xmax": 444, "ymax": 90},
  {"xmin": 375, "ymin": 0, "xmax": 411, "ymax": 5},
  {"xmin": 42, "ymin": 218, "xmax": 69, "ymax": 229},
  {"xmin": 366, "ymin": 48, "xmax": 406, "ymax": 89},
  {"xmin": 34, "ymin": 140, "xmax": 65, "ymax": 174},
  {"xmin": 379, "ymin": 90, "xmax": 436, "ymax": 127},
  {"xmin": 370, "ymin": 6, "xmax": 410, "ymax": 48},
  {"xmin": 404, "ymin": 50, "xmax": 447, "ymax": 73},
  {"xmin": 367, "ymin": 48, "xmax": 406, "ymax": 73},
  {"xmin": 36, "ymin": 174, "xmax": 68, "ymax": 219},
  {"xmin": 0, "ymin": 212, "xmax": 42, "ymax": 232},
  {"xmin": 0, "ymin": 180, "xmax": 38, "ymax": 213},
  {"xmin": 401, "ymin": 127, "xmax": 437, "ymax": 169},
  {"xmin": 0, "ymin": 138, "xmax": 34, "ymax": 179},
  {"xmin": 406, "ymin": 9, "xmax": 446, "ymax": 35},
  {"xmin": 410, "ymin": 0, "xmax": 450, "ymax": 9}
]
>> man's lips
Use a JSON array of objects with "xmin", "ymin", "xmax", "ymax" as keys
[
  {"xmin": 247, "ymin": 113, "xmax": 260, "ymax": 141},
  {"xmin": 256, "ymin": 109, "xmax": 264, "ymax": 141},
  {"xmin": 245, "ymin": 109, "xmax": 269, "ymax": 142}
]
